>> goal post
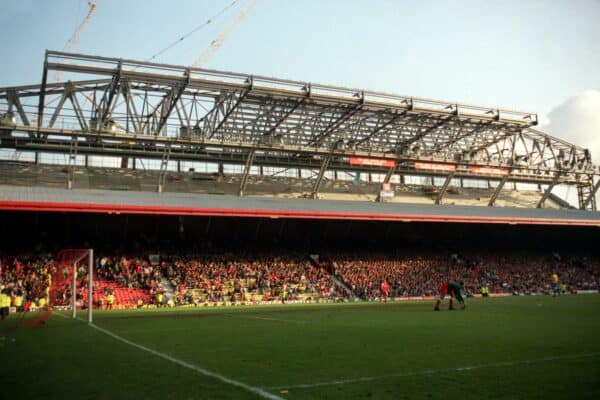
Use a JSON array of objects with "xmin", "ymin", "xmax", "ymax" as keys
[{"xmin": 56, "ymin": 248, "xmax": 94, "ymax": 324}]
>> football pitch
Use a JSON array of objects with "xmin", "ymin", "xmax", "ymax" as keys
[{"xmin": 1, "ymin": 295, "xmax": 599, "ymax": 400}]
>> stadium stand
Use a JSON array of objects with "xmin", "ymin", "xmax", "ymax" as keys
[
  {"xmin": 1, "ymin": 249, "xmax": 598, "ymax": 309},
  {"xmin": 327, "ymin": 251, "xmax": 600, "ymax": 299},
  {"xmin": 0, "ymin": 162, "xmax": 566, "ymax": 209},
  {"xmin": 0, "ymin": 253, "xmax": 53, "ymax": 309},
  {"xmin": 51, "ymin": 255, "xmax": 157, "ymax": 309},
  {"xmin": 0, "ymin": 52, "xmax": 599, "ymax": 312},
  {"xmin": 158, "ymin": 252, "xmax": 342, "ymax": 304},
  {"xmin": 84, "ymin": 280, "xmax": 152, "ymax": 309}
]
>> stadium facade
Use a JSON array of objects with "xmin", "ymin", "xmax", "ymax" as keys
[
  {"xmin": 0, "ymin": 51, "xmax": 598, "ymax": 222},
  {"xmin": 0, "ymin": 50, "xmax": 598, "ymax": 273}
]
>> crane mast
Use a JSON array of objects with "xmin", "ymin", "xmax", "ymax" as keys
[
  {"xmin": 53, "ymin": 1, "xmax": 98, "ymax": 82},
  {"xmin": 193, "ymin": 0, "xmax": 260, "ymax": 68}
]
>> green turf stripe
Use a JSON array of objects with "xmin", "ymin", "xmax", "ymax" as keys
[{"xmin": 54, "ymin": 312, "xmax": 285, "ymax": 400}]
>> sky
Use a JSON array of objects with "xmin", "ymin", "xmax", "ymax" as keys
[{"xmin": 0, "ymin": 0, "xmax": 599, "ymax": 159}]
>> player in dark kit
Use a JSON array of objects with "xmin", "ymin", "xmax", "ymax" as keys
[{"xmin": 434, "ymin": 281, "xmax": 465, "ymax": 311}]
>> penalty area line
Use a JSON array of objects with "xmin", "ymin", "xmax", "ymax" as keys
[
  {"xmin": 268, "ymin": 352, "xmax": 600, "ymax": 390},
  {"xmin": 52, "ymin": 312, "xmax": 284, "ymax": 400}
]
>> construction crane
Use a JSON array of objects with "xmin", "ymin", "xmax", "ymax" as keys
[
  {"xmin": 193, "ymin": 0, "xmax": 260, "ymax": 68},
  {"xmin": 56, "ymin": 1, "xmax": 104, "ymax": 123},
  {"xmin": 53, "ymin": 0, "xmax": 98, "ymax": 82}
]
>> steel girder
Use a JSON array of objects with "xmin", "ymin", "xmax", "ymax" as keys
[
  {"xmin": 0, "ymin": 50, "xmax": 597, "ymax": 197},
  {"xmin": 583, "ymin": 179, "xmax": 600, "ymax": 211},
  {"xmin": 536, "ymin": 172, "xmax": 562, "ymax": 209},
  {"xmin": 487, "ymin": 176, "xmax": 507, "ymax": 207},
  {"xmin": 239, "ymin": 149, "xmax": 256, "ymax": 196},
  {"xmin": 311, "ymin": 154, "xmax": 332, "ymax": 199},
  {"xmin": 435, "ymin": 173, "xmax": 456, "ymax": 205}
]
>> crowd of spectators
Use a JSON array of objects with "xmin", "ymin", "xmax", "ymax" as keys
[
  {"xmin": 158, "ymin": 252, "xmax": 343, "ymax": 303},
  {"xmin": 1, "ymin": 249, "xmax": 599, "ymax": 309},
  {"xmin": 61, "ymin": 250, "xmax": 600, "ymax": 303},
  {"xmin": 36, "ymin": 252, "xmax": 343, "ymax": 307},
  {"xmin": 94, "ymin": 255, "xmax": 166, "ymax": 301},
  {"xmin": 328, "ymin": 251, "xmax": 600, "ymax": 299},
  {"xmin": 0, "ymin": 253, "xmax": 54, "ymax": 309}
]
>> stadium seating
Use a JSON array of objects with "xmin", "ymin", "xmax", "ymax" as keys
[
  {"xmin": 82, "ymin": 280, "xmax": 152, "ymax": 308},
  {"xmin": 47, "ymin": 260, "xmax": 153, "ymax": 308},
  {"xmin": 1, "ymin": 250, "xmax": 598, "ymax": 309},
  {"xmin": 157, "ymin": 253, "xmax": 341, "ymax": 304},
  {"xmin": 0, "ymin": 254, "xmax": 53, "ymax": 304},
  {"xmin": 327, "ymin": 251, "xmax": 600, "ymax": 299}
]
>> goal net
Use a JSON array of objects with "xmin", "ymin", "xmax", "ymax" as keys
[{"xmin": 55, "ymin": 248, "xmax": 94, "ymax": 323}]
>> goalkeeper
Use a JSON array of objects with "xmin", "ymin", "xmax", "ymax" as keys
[{"xmin": 434, "ymin": 281, "xmax": 465, "ymax": 311}]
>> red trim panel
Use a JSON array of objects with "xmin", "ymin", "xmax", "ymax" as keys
[
  {"xmin": 0, "ymin": 200, "xmax": 598, "ymax": 227},
  {"xmin": 349, "ymin": 157, "xmax": 396, "ymax": 168}
]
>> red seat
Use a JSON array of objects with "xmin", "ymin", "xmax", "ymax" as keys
[{"xmin": 81, "ymin": 278, "xmax": 152, "ymax": 308}]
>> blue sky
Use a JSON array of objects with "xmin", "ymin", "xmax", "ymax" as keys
[
  {"xmin": 1, "ymin": 0, "xmax": 598, "ymax": 117},
  {"xmin": 1, "ymin": 0, "xmax": 599, "ymax": 153}
]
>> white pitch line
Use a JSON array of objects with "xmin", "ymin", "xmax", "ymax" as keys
[
  {"xmin": 268, "ymin": 352, "xmax": 600, "ymax": 390},
  {"xmin": 53, "ymin": 312, "xmax": 284, "ymax": 400}
]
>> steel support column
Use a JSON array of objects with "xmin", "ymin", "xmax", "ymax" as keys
[
  {"xmin": 582, "ymin": 178, "xmax": 600, "ymax": 211},
  {"xmin": 37, "ymin": 55, "xmax": 48, "ymax": 132},
  {"xmin": 311, "ymin": 155, "xmax": 332, "ymax": 199},
  {"xmin": 376, "ymin": 165, "xmax": 397, "ymax": 202},
  {"xmin": 157, "ymin": 145, "xmax": 172, "ymax": 193},
  {"xmin": 97, "ymin": 61, "xmax": 122, "ymax": 124},
  {"xmin": 67, "ymin": 137, "xmax": 79, "ymax": 190},
  {"xmin": 7, "ymin": 89, "xmax": 29, "ymax": 126},
  {"xmin": 488, "ymin": 175, "xmax": 509, "ymax": 206},
  {"xmin": 536, "ymin": 172, "xmax": 561, "ymax": 208},
  {"xmin": 155, "ymin": 71, "xmax": 190, "ymax": 136},
  {"xmin": 239, "ymin": 149, "xmax": 256, "ymax": 196},
  {"xmin": 48, "ymin": 84, "xmax": 71, "ymax": 128},
  {"xmin": 435, "ymin": 172, "xmax": 455, "ymax": 205}
]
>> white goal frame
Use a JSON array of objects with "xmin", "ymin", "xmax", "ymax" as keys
[{"xmin": 58, "ymin": 249, "xmax": 94, "ymax": 324}]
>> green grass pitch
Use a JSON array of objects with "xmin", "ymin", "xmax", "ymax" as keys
[{"xmin": 1, "ymin": 295, "xmax": 599, "ymax": 399}]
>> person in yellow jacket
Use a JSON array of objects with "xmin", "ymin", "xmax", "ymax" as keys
[
  {"xmin": 106, "ymin": 293, "xmax": 115, "ymax": 310},
  {"xmin": 480, "ymin": 284, "xmax": 489, "ymax": 297},
  {"xmin": 551, "ymin": 273, "xmax": 559, "ymax": 297},
  {"xmin": 0, "ymin": 289, "xmax": 11, "ymax": 320},
  {"xmin": 38, "ymin": 297, "xmax": 47, "ymax": 308},
  {"xmin": 13, "ymin": 290, "xmax": 23, "ymax": 311},
  {"xmin": 560, "ymin": 283, "xmax": 567, "ymax": 295}
]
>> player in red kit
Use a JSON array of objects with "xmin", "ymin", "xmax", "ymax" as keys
[
  {"xmin": 434, "ymin": 281, "xmax": 465, "ymax": 311},
  {"xmin": 380, "ymin": 280, "xmax": 390, "ymax": 303}
]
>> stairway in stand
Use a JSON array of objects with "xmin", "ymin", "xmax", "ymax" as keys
[
  {"xmin": 307, "ymin": 254, "xmax": 357, "ymax": 298},
  {"xmin": 160, "ymin": 275, "xmax": 175, "ymax": 301}
]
